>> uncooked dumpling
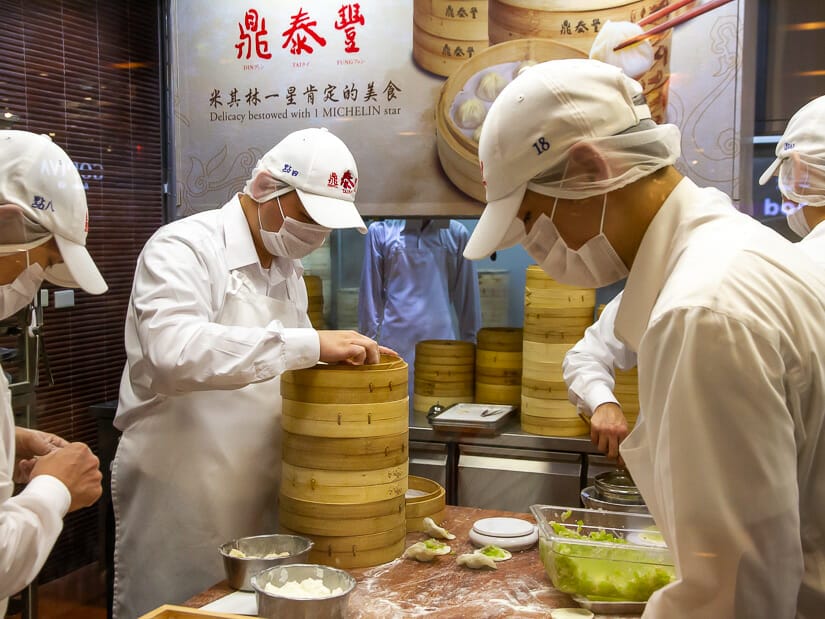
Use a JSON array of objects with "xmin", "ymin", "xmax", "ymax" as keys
[
  {"xmin": 423, "ymin": 516, "xmax": 456, "ymax": 540},
  {"xmin": 403, "ymin": 539, "xmax": 451, "ymax": 562},
  {"xmin": 512, "ymin": 60, "xmax": 538, "ymax": 79},
  {"xmin": 476, "ymin": 72, "xmax": 507, "ymax": 102},
  {"xmin": 456, "ymin": 552, "xmax": 498, "ymax": 570},
  {"xmin": 455, "ymin": 97, "xmax": 487, "ymax": 130},
  {"xmin": 589, "ymin": 20, "xmax": 655, "ymax": 79}
]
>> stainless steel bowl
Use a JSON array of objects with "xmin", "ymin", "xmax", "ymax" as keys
[
  {"xmin": 219, "ymin": 534, "xmax": 313, "ymax": 591},
  {"xmin": 581, "ymin": 486, "xmax": 649, "ymax": 514},
  {"xmin": 251, "ymin": 563, "xmax": 356, "ymax": 619}
]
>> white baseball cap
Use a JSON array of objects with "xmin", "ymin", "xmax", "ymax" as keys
[
  {"xmin": 0, "ymin": 130, "xmax": 107, "ymax": 294},
  {"xmin": 758, "ymin": 95, "xmax": 825, "ymax": 206},
  {"xmin": 463, "ymin": 59, "xmax": 658, "ymax": 261},
  {"xmin": 244, "ymin": 127, "xmax": 366, "ymax": 233}
]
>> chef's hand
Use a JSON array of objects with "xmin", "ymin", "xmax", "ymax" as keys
[
  {"xmin": 589, "ymin": 402, "xmax": 629, "ymax": 463},
  {"xmin": 29, "ymin": 442, "xmax": 103, "ymax": 512},
  {"xmin": 13, "ymin": 427, "xmax": 69, "ymax": 484},
  {"xmin": 318, "ymin": 330, "xmax": 398, "ymax": 366}
]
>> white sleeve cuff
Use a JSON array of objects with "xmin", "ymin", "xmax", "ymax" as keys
[
  {"xmin": 282, "ymin": 328, "xmax": 321, "ymax": 370},
  {"xmin": 23, "ymin": 474, "xmax": 72, "ymax": 518},
  {"xmin": 582, "ymin": 383, "xmax": 621, "ymax": 416}
]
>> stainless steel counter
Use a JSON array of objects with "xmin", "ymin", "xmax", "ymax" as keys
[{"xmin": 409, "ymin": 410, "xmax": 601, "ymax": 454}]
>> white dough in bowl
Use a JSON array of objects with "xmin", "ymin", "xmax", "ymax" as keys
[
  {"xmin": 476, "ymin": 71, "xmax": 507, "ymax": 102},
  {"xmin": 589, "ymin": 20, "xmax": 655, "ymax": 79},
  {"xmin": 455, "ymin": 97, "xmax": 487, "ymax": 130}
]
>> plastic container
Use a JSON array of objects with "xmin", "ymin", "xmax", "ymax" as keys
[{"xmin": 530, "ymin": 504, "xmax": 675, "ymax": 603}]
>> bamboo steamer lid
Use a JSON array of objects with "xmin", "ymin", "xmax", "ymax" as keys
[
  {"xmin": 280, "ymin": 461, "xmax": 407, "ymax": 504},
  {"xmin": 436, "ymin": 38, "xmax": 587, "ymax": 202},
  {"xmin": 405, "ymin": 475, "xmax": 447, "ymax": 533},
  {"xmin": 281, "ymin": 355, "xmax": 408, "ymax": 404},
  {"xmin": 416, "ymin": 339, "xmax": 475, "ymax": 357},
  {"xmin": 281, "ymin": 430, "xmax": 408, "ymax": 470},
  {"xmin": 477, "ymin": 327, "xmax": 523, "ymax": 351}
]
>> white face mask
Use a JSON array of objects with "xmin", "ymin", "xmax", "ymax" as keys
[
  {"xmin": 522, "ymin": 194, "xmax": 629, "ymax": 288},
  {"xmin": 786, "ymin": 206, "xmax": 811, "ymax": 238},
  {"xmin": 0, "ymin": 252, "xmax": 45, "ymax": 320},
  {"xmin": 259, "ymin": 196, "xmax": 329, "ymax": 259}
]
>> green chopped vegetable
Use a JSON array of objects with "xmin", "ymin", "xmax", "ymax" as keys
[
  {"xmin": 541, "ymin": 521, "xmax": 675, "ymax": 602},
  {"xmin": 477, "ymin": 545, "xmax": 511, "ymax": 561},
  {"xmin": 561, "ymin": 509, "xmax": 572, "ymax": 522},
  {"xmin": 423, "ymin": 538, "xmax": 449, "ymax": 552}
]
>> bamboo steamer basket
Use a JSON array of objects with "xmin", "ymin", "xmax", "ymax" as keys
[
  {"xmin": 304, "ymin": 274, "xmax": 325, "ymax": 329},
  {"xmin": 487, "ymin": 0, "xmax": 679, "ymax": 123},
  {"xmin": 281, "ymin": 430, "xmax": 408, "ymax": 470},
  {"xmin": 279, "ymin": 354, "xmax": 409, "ymax": 569},
  {"xmin": 475, "ymin": 327, "xmax": 522, "ymax": 405},
  {"xmin": 288, "ymin": 527, "xmax": 408, "ymax": 569},
  {"xmin": 405, "ymin": 475, "xmax": 447, "ymax": 532},
  {"xmin": 522, "ymin": 267, "xmax": 594, "ymax": 436},
  {"xmin": 413, "ymin": 340, "xmax": 475, "ymax": 411},
  {"xmin": 413, "ymin": 0, "xmax": 489, "ymax": 78},
  {"xmin": 279, "ymin": 494, "xmax": 406, "ymax": 538},
  {"xmin": 436, "ymin": 38, "xmax": 587, "ymax": 202}
]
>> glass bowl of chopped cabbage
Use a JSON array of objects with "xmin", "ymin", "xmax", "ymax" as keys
[
  {"xmin": 251, "ymin": 563, "xmax": 356, "ymax": 619},
  {"xmin": 530, "ymin": 505, "xmax": 676, "ymax": 603},
  {"xmin": 219, "ymin": 533, "xmax": 313, "ymax": 591}
]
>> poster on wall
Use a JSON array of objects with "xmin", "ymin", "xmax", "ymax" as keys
[{"xmin": 170, "ymin": 0, "xmax": 743, "ymax": 217}]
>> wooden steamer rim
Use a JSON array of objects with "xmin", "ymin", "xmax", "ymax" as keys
[
  {"xmin": 279, "ymin": 503, "xmax": 406, "ymax": 537},
  {"xmin": 281, "ymin": 400, "xmax": 409, "ymax": 438},
  {"xmin": 416, "ymin": 339, "xmax": 476, "ymax": 355},
  {"xmin": 477, "ymin": 327, "xmax": 523, "ymax": 351},
  {"xmin": 281, "ymin": 430, "xmax": 409, "ymax": 470},
  {"xmin": 278, "ymin": 493, "xmax": 405, "ymax": 520},
  {"xmin": 281, "ymin": 462, "xmax": 408, "ymax": 504},
  {"xmin": 436, "ymin": 38, "xmax": 587, "ymax": 202},
  {"xmin": 405, "ymin": 476, "xmax": 447, "ymax": 518},
  {"xmin": 304, "ymin": 536, "xmax": 407, "ymax": 569}
]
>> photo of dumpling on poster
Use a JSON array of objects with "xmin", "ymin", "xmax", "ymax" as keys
[{"xmin": 169, "ymin": 0, "xmax": 745, "ymax": 217}]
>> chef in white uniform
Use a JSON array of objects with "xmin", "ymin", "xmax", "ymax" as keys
[
  {"xmin": 562, "ymin": 290, "xmax": 635, "ymax": 460},
  {"xmin": 759, "ymin": 95, "xmax": 825, "ymax": 264},
  {"xmin": 0, "ymin": 130, "xmax": 105, "ymax": 615},
  {"xmin": 463, "ymin": 59, "xmax": 825, "ymax": 618},
  {"xmin": 358, "ymin": 218, "xmax": 481, "ymax": 390},
  {"xmin": 112, "ymin": 128, "xmax": 392, "ymax": 618}
]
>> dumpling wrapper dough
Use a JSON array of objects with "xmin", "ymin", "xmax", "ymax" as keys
[
  {"xmin": 589, "ymin": 20, "xmax": 655, "ymax": 79},
  {"xmin": 476, "ymin": 71, "xmax": 507, "ymax": 102},
  {"xmin": 456, "ymin": 552, "xmax": 497, "ymax": 570},
  {"xmin": 455, "ymin": 97, "xmax": 487, "ymax": 130},
  {"xmin": 423, "ymin": 516, "xmax": 456, "ymax": 540}
]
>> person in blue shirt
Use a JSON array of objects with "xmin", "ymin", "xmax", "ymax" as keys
[{"xmin": 358, "ymin": 219, "xmax": 481, "ymax": 392}]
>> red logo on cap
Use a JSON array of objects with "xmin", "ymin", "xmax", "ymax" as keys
[{"xmin": 327, "ymin": 170, "xmax": 357, "ymax": 194}]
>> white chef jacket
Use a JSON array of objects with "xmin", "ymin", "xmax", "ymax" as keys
[
  {"xmin": 114, "ymin": 195, "xmax": 319, "ymax": 430},
  {"xmin": 0, "ymin": 370, "xmax": 70, "ymax": 616},
  {"xmin": 616, "ymin": 177, "xmax": 825, "ymax": 618},
  {"xmin": 563, "ymin": 290, "xmax": 637, "ymax": 415},
  {"xmin": 798, "ymin": 219, "xmax": 825, "ymax": 268},
  {"xmin": 358, "ymin": 219, "xmax": 481, "ymax": 377}
]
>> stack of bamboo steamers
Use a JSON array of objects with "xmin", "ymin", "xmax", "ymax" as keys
[
  {"xmin": 521, "ymin": 266, "xmax": 595, "ymax": 436},
  {"xmin": 279, "ymin": 355, "xmax": 409, "ymax": 568}
]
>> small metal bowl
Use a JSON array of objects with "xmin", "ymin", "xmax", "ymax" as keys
[
  {"xmin": 219, "ymin": 534, "xmax": 313, "ymax": 591},
  {"xmin": 581, "ymin": 486, "xmax": 649, "ymax": 514},
  {"xmin": 251, "ymin": 563, "xmax": 356, "ymax": 619}
]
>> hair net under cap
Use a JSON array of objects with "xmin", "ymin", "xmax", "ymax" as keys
[
  {"xmin": 464, "ymin": 58, "xmax": 681, "ymax": 261},
  {"xmin": 758, "ymin": 95, "xmax": 825, "ymax": 207}
]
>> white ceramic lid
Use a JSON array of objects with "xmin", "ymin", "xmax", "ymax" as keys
[{"xmin": 472, "ymin": 517, "xmax": 534, "ymax": 538}]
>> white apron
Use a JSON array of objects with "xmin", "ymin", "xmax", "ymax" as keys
[{"xmin": 112, "ymin": 272, "xmax": 302, "ymax": 619}]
